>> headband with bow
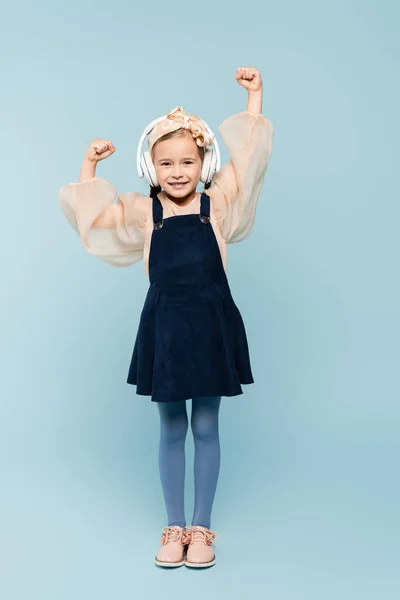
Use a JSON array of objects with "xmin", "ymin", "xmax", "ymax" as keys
[{"xmin": 148, "ymin": 106, "xmax": 214, "ymax": 152}]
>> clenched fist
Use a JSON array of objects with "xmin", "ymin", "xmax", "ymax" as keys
[
  {"xmin": 84, "ymin": 138, "xmax": 116, "ymax": 163},
  {"xmin": 235, "ymin": 67, "xmax": 262, "ymax": 92}
]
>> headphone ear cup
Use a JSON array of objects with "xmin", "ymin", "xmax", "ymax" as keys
[
  {"xmin": 140, "ymin": 151, "xmax": 158, "ymax": 187},
  {"xmin": 200, "ymin": 147, "xmax": 217, "ymax": 184}
]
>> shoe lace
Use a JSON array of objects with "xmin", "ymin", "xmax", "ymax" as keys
[
  {"xmin": 184, "ymin": 526, "xmax": 217, "ymax": 546},
  {"xmin": 160, "ymin": 526, "xmax": 184, "ymax": 545}
]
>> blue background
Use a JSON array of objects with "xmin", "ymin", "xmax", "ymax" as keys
[{"xmin": 1, "ymin": 0, "xmax": 399, "ymax": 598}]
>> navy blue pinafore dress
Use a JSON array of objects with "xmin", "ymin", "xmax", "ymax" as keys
[{"xmin": 126, "ymin": 191, "xmax": 254, "ymax": 403}]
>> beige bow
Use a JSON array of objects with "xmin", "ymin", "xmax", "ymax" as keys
[{"xmin": 148, "ymin": 106, "xmax": 214, "ymax": 151}]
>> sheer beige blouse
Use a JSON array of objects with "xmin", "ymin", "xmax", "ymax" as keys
[{"xmin": 58, "ymin": 111, "xmax": 274, "ymax": 275}]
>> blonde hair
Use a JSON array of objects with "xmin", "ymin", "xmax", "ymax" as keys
[{"xmin": 150, "ymin": 129, "xmax": 205, "ymax": 163}]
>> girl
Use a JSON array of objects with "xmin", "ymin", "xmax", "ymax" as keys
[{"xmin": 59, "ymin": 66, "xmax": 274, "ymax": 568}]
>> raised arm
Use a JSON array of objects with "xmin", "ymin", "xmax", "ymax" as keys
[
  {"xmin": 240, "ymin": 67, "xmax": 263, "ymax": 116},
  {"xmin": 59, "ymin": 136, "xmax": 150, "ymax": 267},
  {"xmin": 79, "ymin": 136, "xmax": 115, "ymax": 181},
  {"xmin": 208, "ymin": 66, "xmax": 274, "ymax": 244}
]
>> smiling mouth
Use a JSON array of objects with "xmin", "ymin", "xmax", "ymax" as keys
[{"xmin": 169, "ymin": 182, "xmax": 189, "ymax": 187}]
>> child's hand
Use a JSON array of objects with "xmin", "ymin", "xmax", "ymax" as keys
[
  {"xmin": 83, "ymin": 138, "xmax": 116, "ymax": 163},
  {"xmin": 235, "ymin": 67, "xmax": 262, "ymax": 92}
]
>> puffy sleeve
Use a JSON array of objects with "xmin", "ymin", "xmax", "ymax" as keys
[
  {"xmin": 58, "ymin": 176, "xmax": 151, "ymax": 267},
  {"xmin": 208, "ymin": 111, "xmax": 274, "ymax": 243}
]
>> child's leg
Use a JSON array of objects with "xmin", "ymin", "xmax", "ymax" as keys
[
  {"xmin": 157, "ymin": 400, "xmax": 188, "ymax": 528},
  {"xmin": 190, "ymin": 396, "xmax": 222, "ymax": 529}
]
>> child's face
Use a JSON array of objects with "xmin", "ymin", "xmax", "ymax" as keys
[{"xmin": 153, "ymin": 132, "xmax": 202, "ymax": 199}]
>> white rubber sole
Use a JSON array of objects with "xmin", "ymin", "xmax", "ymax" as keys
[
  {"xmin": 184, "ymin": 556, "xmax": 216, "ymax": 568},
  {"xmin": 154, "ymin": 557, "xmax": 185, "ymax": 568}
]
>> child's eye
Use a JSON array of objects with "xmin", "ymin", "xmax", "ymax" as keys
[{"xmin": 160, "ymin": 161, "xmax": 193, "ymax": 166}]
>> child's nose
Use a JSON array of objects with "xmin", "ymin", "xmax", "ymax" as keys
[{"xmin": 172, "ymin": 165, "xmax": 183, "ymax": 177}]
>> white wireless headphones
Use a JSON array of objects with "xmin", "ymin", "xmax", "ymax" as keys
[{"xmin": 136, "ymin": 114, "xmax": 221, "ymax": 187}]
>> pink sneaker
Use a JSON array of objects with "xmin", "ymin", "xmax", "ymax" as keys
[
  {"xmin": 155, "ymin": 526, "xmax": 187, "ymax": 568},
  {"xmin": 184, "ymin": 526, "xmax": 217, "ymax": 568}
]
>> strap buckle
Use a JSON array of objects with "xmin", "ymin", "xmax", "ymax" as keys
[{"xmin": 153, "ymin": 219, "xmax": 164, "ymax": 230}]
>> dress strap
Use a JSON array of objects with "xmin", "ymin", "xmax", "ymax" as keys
[
  {"xmin": 200, "ymin": 192, "xmax": 210, "ymax": 224},
  {"xmin": 153, "ymin": 192, "xmax": 210, "ymax": 229},
  {"xmin": 152, "ymin": 196, "xmax": 163, "ymax": 230}
]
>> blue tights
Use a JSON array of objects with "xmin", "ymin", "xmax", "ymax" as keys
[{"xmin": 157, "ymin": 396, "xmax": 221, "ymax": 530}]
